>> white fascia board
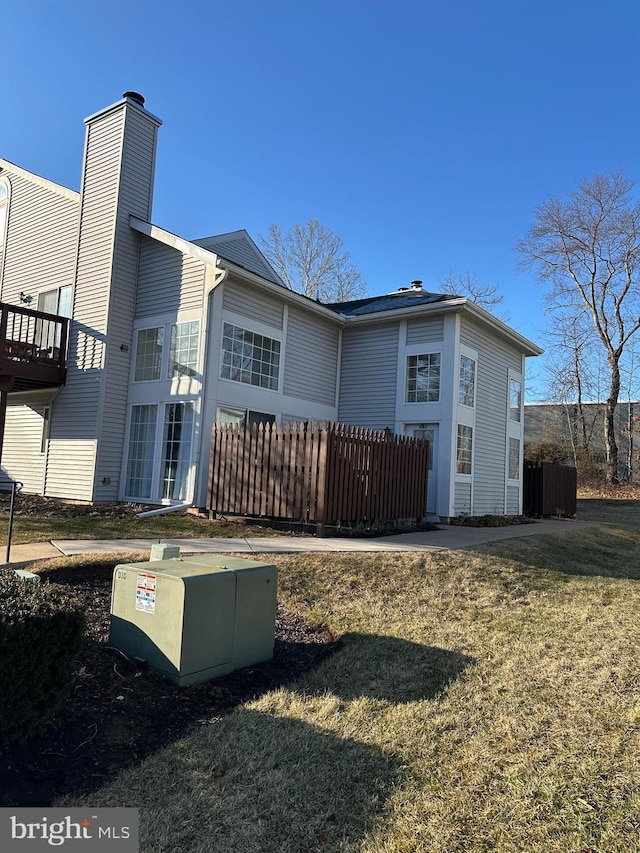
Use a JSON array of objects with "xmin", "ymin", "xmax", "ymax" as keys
[
  {"xmin": 84, "ymin": 97, "xmax": 162, "ymax": 128},
  {"xmin": 344, "ymin": 298, "xmax": 543, "ymax": 358},
  {"xmin": 217, "ymin": 259, "xmax": 346, "ymax": 325},
  {"xmin": 129, "ymin": 216, "xmax": 225, "ymax": 270},
  {"xmin": 0, "ymin": 158, "xmax": 79, "ymax": 202}
]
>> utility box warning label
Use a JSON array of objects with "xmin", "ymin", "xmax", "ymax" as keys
[{"xmin": 135, "ymin": 573, "xmax": 157, "ymax": 613}]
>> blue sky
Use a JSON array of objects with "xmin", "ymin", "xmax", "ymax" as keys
[{"xmin": 3, "ymin": 0, "xmax": 639, "ymax": 399}]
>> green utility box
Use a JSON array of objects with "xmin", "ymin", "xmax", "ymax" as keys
[{"xmin": 109, "ymin": 555, "xmax": 278, "ymax": 686}]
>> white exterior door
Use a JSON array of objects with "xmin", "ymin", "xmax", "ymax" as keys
[{"xmin": 406, "ymin": 423, "xmax": 438, "ymax": 515}]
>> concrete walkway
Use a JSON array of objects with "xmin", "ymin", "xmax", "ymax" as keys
[{"xmin": 2, "ymin": 518, "xmax": 591, "ymax": 564}]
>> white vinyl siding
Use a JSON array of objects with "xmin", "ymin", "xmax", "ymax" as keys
[
  {"xmin": 3, "ymin": 396, "xmax": 52, "ymax": 493},
  {"xmin": 506, "ymin": 484, "xmax": 520, "ymax": 514},
  {"xmin": 454, "ymin": 481, "xmax": 472, "ymax": 516},
  {"xmin": 222, "ymin": 276, "xmax": 283, "ymax": 330},
  {"xmin": 45, "ymin": 102, "xmax": 160, "ymax": 502},
  {"xmin": 0, "ymin": 170, "xmax": 78, "ymax": 306},
  {"xmin": 136, "ymin": 237, "xmax": 206, "ymax": 317},
  {"xmin": 283, "ymin": 306, "xmax": 339, "ymax": 405},
  {"xmin": 460, "ymin": 317, "xmax": 522, "ymax": 515},
  {"xmin": 338, "ymin": 324, "xmax": 399, "ymax": 430},
  {"xmin": 406, "ymin": 316, "xmax": 445, "ymax": 345}
]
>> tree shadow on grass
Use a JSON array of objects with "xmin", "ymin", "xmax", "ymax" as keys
[
  {"xmin": 102, "ymin": 636, "xmax": 473, "ymax": 852},
  {"xmin": 76, "ymin": 634, "xmax": 472, "ymax": 853},
  {"xmin": 301, "ymin": 633, "xmax": 474, "ymax": 704}
]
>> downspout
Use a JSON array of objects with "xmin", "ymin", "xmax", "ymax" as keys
[{"xmin": 136, "ymin": 260, "xmax": 227, "ymax": 519}]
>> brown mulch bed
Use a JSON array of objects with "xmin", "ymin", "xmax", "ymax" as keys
[{"xmin": 0, "ymin": 562, "xmax": 340, "ymax": 807}]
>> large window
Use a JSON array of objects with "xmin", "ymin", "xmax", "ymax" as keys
[
  {"xmin": 134, "ymin": 327, "xmax": 163, "ymax": 381},
  {"xmin": 456, "ymin": 424, "xmax": 473, "ymax": 475},
  {"xmin": 125, "ymin": 404, "xmax": 158, "ymax": 499},
  {"xmin": 133, "ymin": 321, "xmax": 200, "ymax": 382},
  {"xmin": 221, "ymin": 323, "xmax": 280, "ymax": 390},
  {"xmin": 509, "ymin": 437, "xmax": 521, "ymax": 480},
  {"xmin": 125, "ymin": 402, "xmax": 195, "ymax": 501},
  {"xmin": 458, "ymin": 354, "xmax": 476, "ymax": 407},
  {"xmin": 168, "ymin": 321, "xmax": 199, "ymax": 378},
  {"xmin": 406, "ymin": 353, "xmax": 441, "ymax": 403},
  {"xmin": 160, "ymin": 402, "xmax": 195, "ymax": 500}
]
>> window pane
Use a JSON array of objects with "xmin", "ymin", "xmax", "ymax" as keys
[
  {"xmin": 509, "ymin": 437, "xmax": 521, "ymax": 479},
  {"xmin": 459, "ymin": 354, "xmax": 476, "ymax": 406},
  {"xmin": 456, "ymin": 424, "xmax": 473, "ymax": 475},
  {"xmin": 510, "ymin": 379, "xmax": 522, "ymax": 422},
  {"xmin": 168, "ymin": 321, "xmax": 199, "ymax": 378},
  {"xmin": 406, "ymin": 353, "xmax": 440, "ymax": 402},
  {"xmin": 160, "ymin": 402, "xmax": 195, "ymax": 501},
  {"xmin": 216, "ymin": 405, "xmax": 246, "ymax": 425},
  {"xmin": 220, "ymin": 323, "xmax": 281, "ymax": 390},
  {"xmin": 135, "ymin": 327, "xmax": 163, "ymax": 381},
  {"xmin": 58, "ymin": 286, "xmax": 73, "ymax": 318},
  {"xmin": 125, "ymin": 404, "xmax": 158, "ymax": 498}
]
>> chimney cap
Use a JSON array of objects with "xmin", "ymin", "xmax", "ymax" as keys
[
  {"xmin": 123, "ymin": 91, "xmax": 145, "ymax": 107},
  {"xmin": 410, "ymin": 280, "xmax": 423, "ymax": 290}
]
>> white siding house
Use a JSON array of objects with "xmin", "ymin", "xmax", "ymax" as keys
[{"xmin": 0, "ymin": 92, "xmax": 541, "ymax": 520}]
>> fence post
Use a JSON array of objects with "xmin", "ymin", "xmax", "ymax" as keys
[{"xmin": 316, "ymin": 423, "xmax": 329, "ymax": 536}]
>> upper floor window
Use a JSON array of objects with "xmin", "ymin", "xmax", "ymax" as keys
[
  {"xmin": 510, "ymin": 378, "xmax": 522, "ymax": 422},
  {"xmin": 133, "ymin": 320, "xmax": 200, "ymax": 382},
  {"xmin": 406, "ymin": 353, "xmax": 441, "ymax": 403},
  {"xmin": 458, "ymin": 354, "xmax": 476, "ymax": 407},
  {"xmin": 220, "ymin": 323, "xmax": 280, "ymax": 390},
  {"xmin": 168, "ymin": 321, "xmax": 199, "ymax": 378},
  {"xmin": 135, "ymin": 327, "xmax": 164, "ymax": 381},
  {"xmin": 38, "ymin": 285, "xmax": 73, "ymax": 318}
]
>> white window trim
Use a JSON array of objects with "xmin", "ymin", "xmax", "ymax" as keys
[
  {"xmin": 131, "ymin": 311, "xmax": 202, "ymax": 386},
  {"xmin": 218, "ymin": 314, "xmax": 283, "ymax": 394},
  {"xmin": 458, "ymin": 347, "xmax": 477, "ymax": 409},
  {"xmin": 404, "ymin": 345, "xmax": 443, "ymax": 404},
  {"xmin": 506, "ymin": 370, "xmax": 524, "ymax": 484},
  {"xmin": 454, "ymin": 345, "xmax": 477, "ymax": 483},
  {"xmin": 121, "ymin": 398, "xmax": 199, "ymax": 504}
]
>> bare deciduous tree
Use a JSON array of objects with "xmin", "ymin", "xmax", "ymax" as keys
[
  {"xmin": 440, "ymin": 271, "xmax": 508, "ymax": 319},
  {"xmin": 260, "ymin": 219, "xmax": 366, "ymax": 303},
  {"xmin": 516, "ymin": 172, "xmax": 640, "ymax": 483}
]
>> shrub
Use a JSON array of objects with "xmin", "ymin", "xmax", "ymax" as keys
[{"xmin": 0, "ymin": 571, "xmax": 85, "ymax": 743}]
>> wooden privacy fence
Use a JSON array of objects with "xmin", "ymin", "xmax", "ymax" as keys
[
  {"xmin": 523, "ymin": 461, "xmax": 577, "ymax": 517},
  {"xmin": 207, "ymin": 421, "xmax": 430, "ymax": 534}
]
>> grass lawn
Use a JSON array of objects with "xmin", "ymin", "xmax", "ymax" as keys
[
  {"xmin": 45, "ymin": 499, "xmax": 640, "ymax": 850},
  {"xmin": 0, "ymin": 495, "xmax": 281, "ymax": 544}
]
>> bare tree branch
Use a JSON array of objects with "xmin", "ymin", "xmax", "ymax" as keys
[
  {"xmin": 259, "ymin": 219, "xmax": 366, "ymax": 303},
  {"xmin": 439, "ymin": 272, "xmax": 508, "ymax": 320},
  {"xmin": 516, "ymin": 171, "xmax": 640, "ymax": 483}
]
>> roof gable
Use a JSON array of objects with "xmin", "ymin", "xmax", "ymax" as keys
[
  {"xmin": 192, "ymin": 229, "xmax": 285, "ymax": 287},
  {"xmin": 0, "ymin": 158, "xmax": 79, "ymax": 202}
]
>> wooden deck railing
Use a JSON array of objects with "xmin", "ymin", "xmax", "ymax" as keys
[
  {"xmin": 207, "ymin": 421, "xmax": 430, "ymax": 534},
  {"xmin": 0, "ymin": 302, "xmax": 68, "ymax": 388}
]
